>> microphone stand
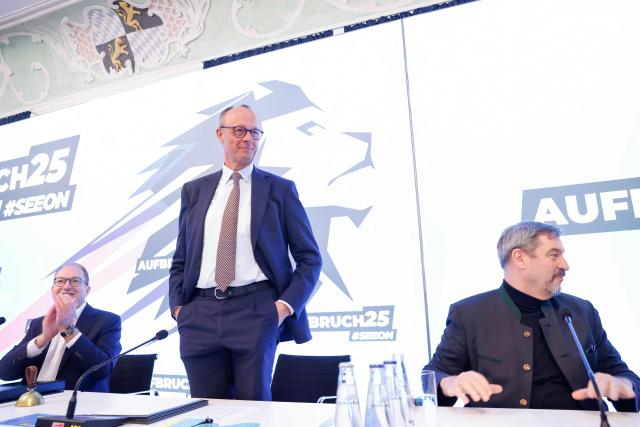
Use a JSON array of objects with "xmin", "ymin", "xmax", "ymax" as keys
[
  {"xmin": 36, "ymin": 330, "xmax": 168, "ymax": 427},
  {"xmin": 561, "ymin": 311, "xmax": 610, "ymax": 427}
]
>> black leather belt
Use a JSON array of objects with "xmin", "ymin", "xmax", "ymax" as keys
[{"xmin": 197, "ymin": 280, "xmax": 273, "ymax": 300}]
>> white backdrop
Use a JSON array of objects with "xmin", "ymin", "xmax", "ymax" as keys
[
  {"xmin": 404, "ymin": 0, "xmax": 640, "ymax": 376},
  {"xmin": 0, "ymin": 0, "xmax": 638, "ymax": 399}
]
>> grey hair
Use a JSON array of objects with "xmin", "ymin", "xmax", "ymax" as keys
[
  {"xmin": 218, "ymin": 104, "xmax": 255, "ymax": 127},
  {"xmin": 54, "ymin": 262, "xmax": 90, "ymax": 285},
  {"xmin": 497, "ymin": 221, "xmax": 562, "ymax": 268}
]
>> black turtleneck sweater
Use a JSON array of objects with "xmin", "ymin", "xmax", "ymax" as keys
[{"xmin": 503, "ymin": 281, "xmax": 582, "ymax": 410}]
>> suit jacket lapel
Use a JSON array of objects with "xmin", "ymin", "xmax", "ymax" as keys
[
  {"xmin": 59, "ymin": 304, "xmax": 95, "ymax": 369},
  {"xmin": 193, "ymin": 172, "xmax": 221, "ymax": 255},
  {"xmin": 251, "ymin": 168, "xmax": 271, "ymax": 249},
  {"xmin": 197, "ymin": 172, "xmax": 221, "ymax": 219},
  {"xmin": 540, "ymin": 303, "xmax": 587, "ymax": 390}
]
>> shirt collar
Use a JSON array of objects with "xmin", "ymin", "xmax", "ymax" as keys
[
  {"xmin": 503, "ymin": 280, "xmax": 544, "ymax": 313},
  {"xmin": 76, "ymin": 302, "xmax": 87, "ymax": 317},
  {"xmin": 76, "ymin": 301, "xmax": 87, "ymax": 318},
  {"xmin": 221, "ymin": 163, "xmax": 253, "ymax": 184}
]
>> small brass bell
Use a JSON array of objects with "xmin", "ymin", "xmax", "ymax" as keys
[{"xmin": 15, "ymin": 366, "xmax": 45, "ymax": 407}]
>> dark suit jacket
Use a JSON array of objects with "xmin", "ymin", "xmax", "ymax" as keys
[
  {"xmin": 425, "ymin": 285, "xmax": 640, "ymax": 412},
  {"xmin": 169, "ymin": 167, "xmax": 322, "ymax": 343},
  {"xmin": 0, "ymin": 304, "xmax": 122, "ymax": 392}
]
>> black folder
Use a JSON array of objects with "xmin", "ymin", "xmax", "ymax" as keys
[
  {"xmin": 79, "ymin": 395, "xmax": 209, "ymax": 424},
  {"xmin": 123, "ymin": 399, "xmax": 208, "ymax": 424}
]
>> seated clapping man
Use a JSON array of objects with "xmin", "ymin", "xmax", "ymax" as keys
[{"xmin": 0, "ymin": 262, "xmax": 121, "ymax": 391}]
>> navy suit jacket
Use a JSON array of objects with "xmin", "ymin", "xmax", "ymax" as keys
[
  {"xmin": 0, "ymin": 304, "xmax": 122, "ymax": 392},
  {"xmin": 425, "ymin": 285, "xmax": 640, "ymax": 412},
  {"xmin": 169, "ymin": 167, "xmax": 322, "ymax": 343}
]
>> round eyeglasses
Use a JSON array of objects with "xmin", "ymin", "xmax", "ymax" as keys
[
  {"xmin": 219, "ymin": 126, "xmax": 264, "ymax": 140},
  {"xmin": 53, "ymin": 277, "xmax": 86, "ymax": 287}
]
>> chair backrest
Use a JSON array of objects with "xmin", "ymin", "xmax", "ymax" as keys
[
  {"xmin": 109, "ymin": 353, "xmax": 157, "ymax": 394},
  {"xmin": 270, "ymin": 354, "xmax": 351, "ymax": 403}
]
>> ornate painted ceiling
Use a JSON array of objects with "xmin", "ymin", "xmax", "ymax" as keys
[{"xmin": 0, "ymin": 0, "xmax": 456, "ymax": 119}]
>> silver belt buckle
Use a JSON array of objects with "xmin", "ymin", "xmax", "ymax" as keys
[{"xmin": 214, "ymin": 287, "xmax": 227, "ymax": 300}]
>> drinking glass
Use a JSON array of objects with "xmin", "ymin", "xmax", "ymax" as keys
[{"xmin": 420, "ymin": 369, "xmax": 438, "ymax": 426}]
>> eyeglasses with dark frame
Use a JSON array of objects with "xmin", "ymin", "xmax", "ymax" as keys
[
  {"xmin": 53, "ymin": 277, "xmax": 86, "ymax": 288},
  {"xmin": 219, "ymin": 126, "xmax": 264, "ymax": 140}
]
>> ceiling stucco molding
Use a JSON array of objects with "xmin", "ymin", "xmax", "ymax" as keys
[
  {"xmin": 0, "ymin": 0, "xmax": 85, "ymax": 31},
  {"xmin": 0, "ymin": 0, "xmax": 465, "ymax": 119}
]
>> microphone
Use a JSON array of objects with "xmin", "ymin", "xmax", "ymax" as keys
[
  {"xmin": 0, "ymin": 317, "xmax": 5, "ymax": 325},
  {"xmin": 558, "ymin": 307, "xmax": 610, "ymax": 427},
  {"xmin": 35, "ymin": 330, "xmax": 169, "ymax": 427}
]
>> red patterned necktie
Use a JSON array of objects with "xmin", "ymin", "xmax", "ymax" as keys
[{"xmin": 215, "ymin": 171, "xmax": 240, "ymax": 292}]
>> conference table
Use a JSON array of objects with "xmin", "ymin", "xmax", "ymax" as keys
[{"xmin": 0, "ymin": 391, "xmax": 638, "ymax": 427}]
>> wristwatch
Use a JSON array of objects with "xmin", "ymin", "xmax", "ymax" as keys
[{"xmin": 60, "ymin": 324, "xmax": 77, "ymax": 338}]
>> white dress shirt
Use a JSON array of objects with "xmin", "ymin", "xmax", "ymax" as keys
[
  {"xmin": 26, "ymin": 302, "xmax": 86, "ymax": 382},
  {"xmin": 197, "ymin": 163, "xmax": 268, "ymax": 288},
  {"xmin": 196, "ymin": 164, "xmax": 293, "ymax": 314}
]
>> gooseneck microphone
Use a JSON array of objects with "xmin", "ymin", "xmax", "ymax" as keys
[
  {"xmin": 36, "ymin": 330, "xmax": 169, "ymax": 427},
  {"xmin": 66, "ymin": 329, "xmax": 168, "ymax": 418},
  {"xmin": 558, "ymin": 307, "xmax": 610, "ymax": 427}
]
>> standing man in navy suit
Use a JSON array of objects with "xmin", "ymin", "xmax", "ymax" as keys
[
  {"xmin": 0, "ymin": 262, "xmax": 122, "ymax": 392},
  {"xmin": 169, "ymin": 104, "xmax": 322, "ymax": 400}
]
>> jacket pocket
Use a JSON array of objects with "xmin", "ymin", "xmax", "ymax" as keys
[
  {"xmin": 584, "ymin": 344, "xmax": 597, "ymax": 370},
  {"xmin": 477, "ymin": 353, "xmax": 503, "ymax": 364}
]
